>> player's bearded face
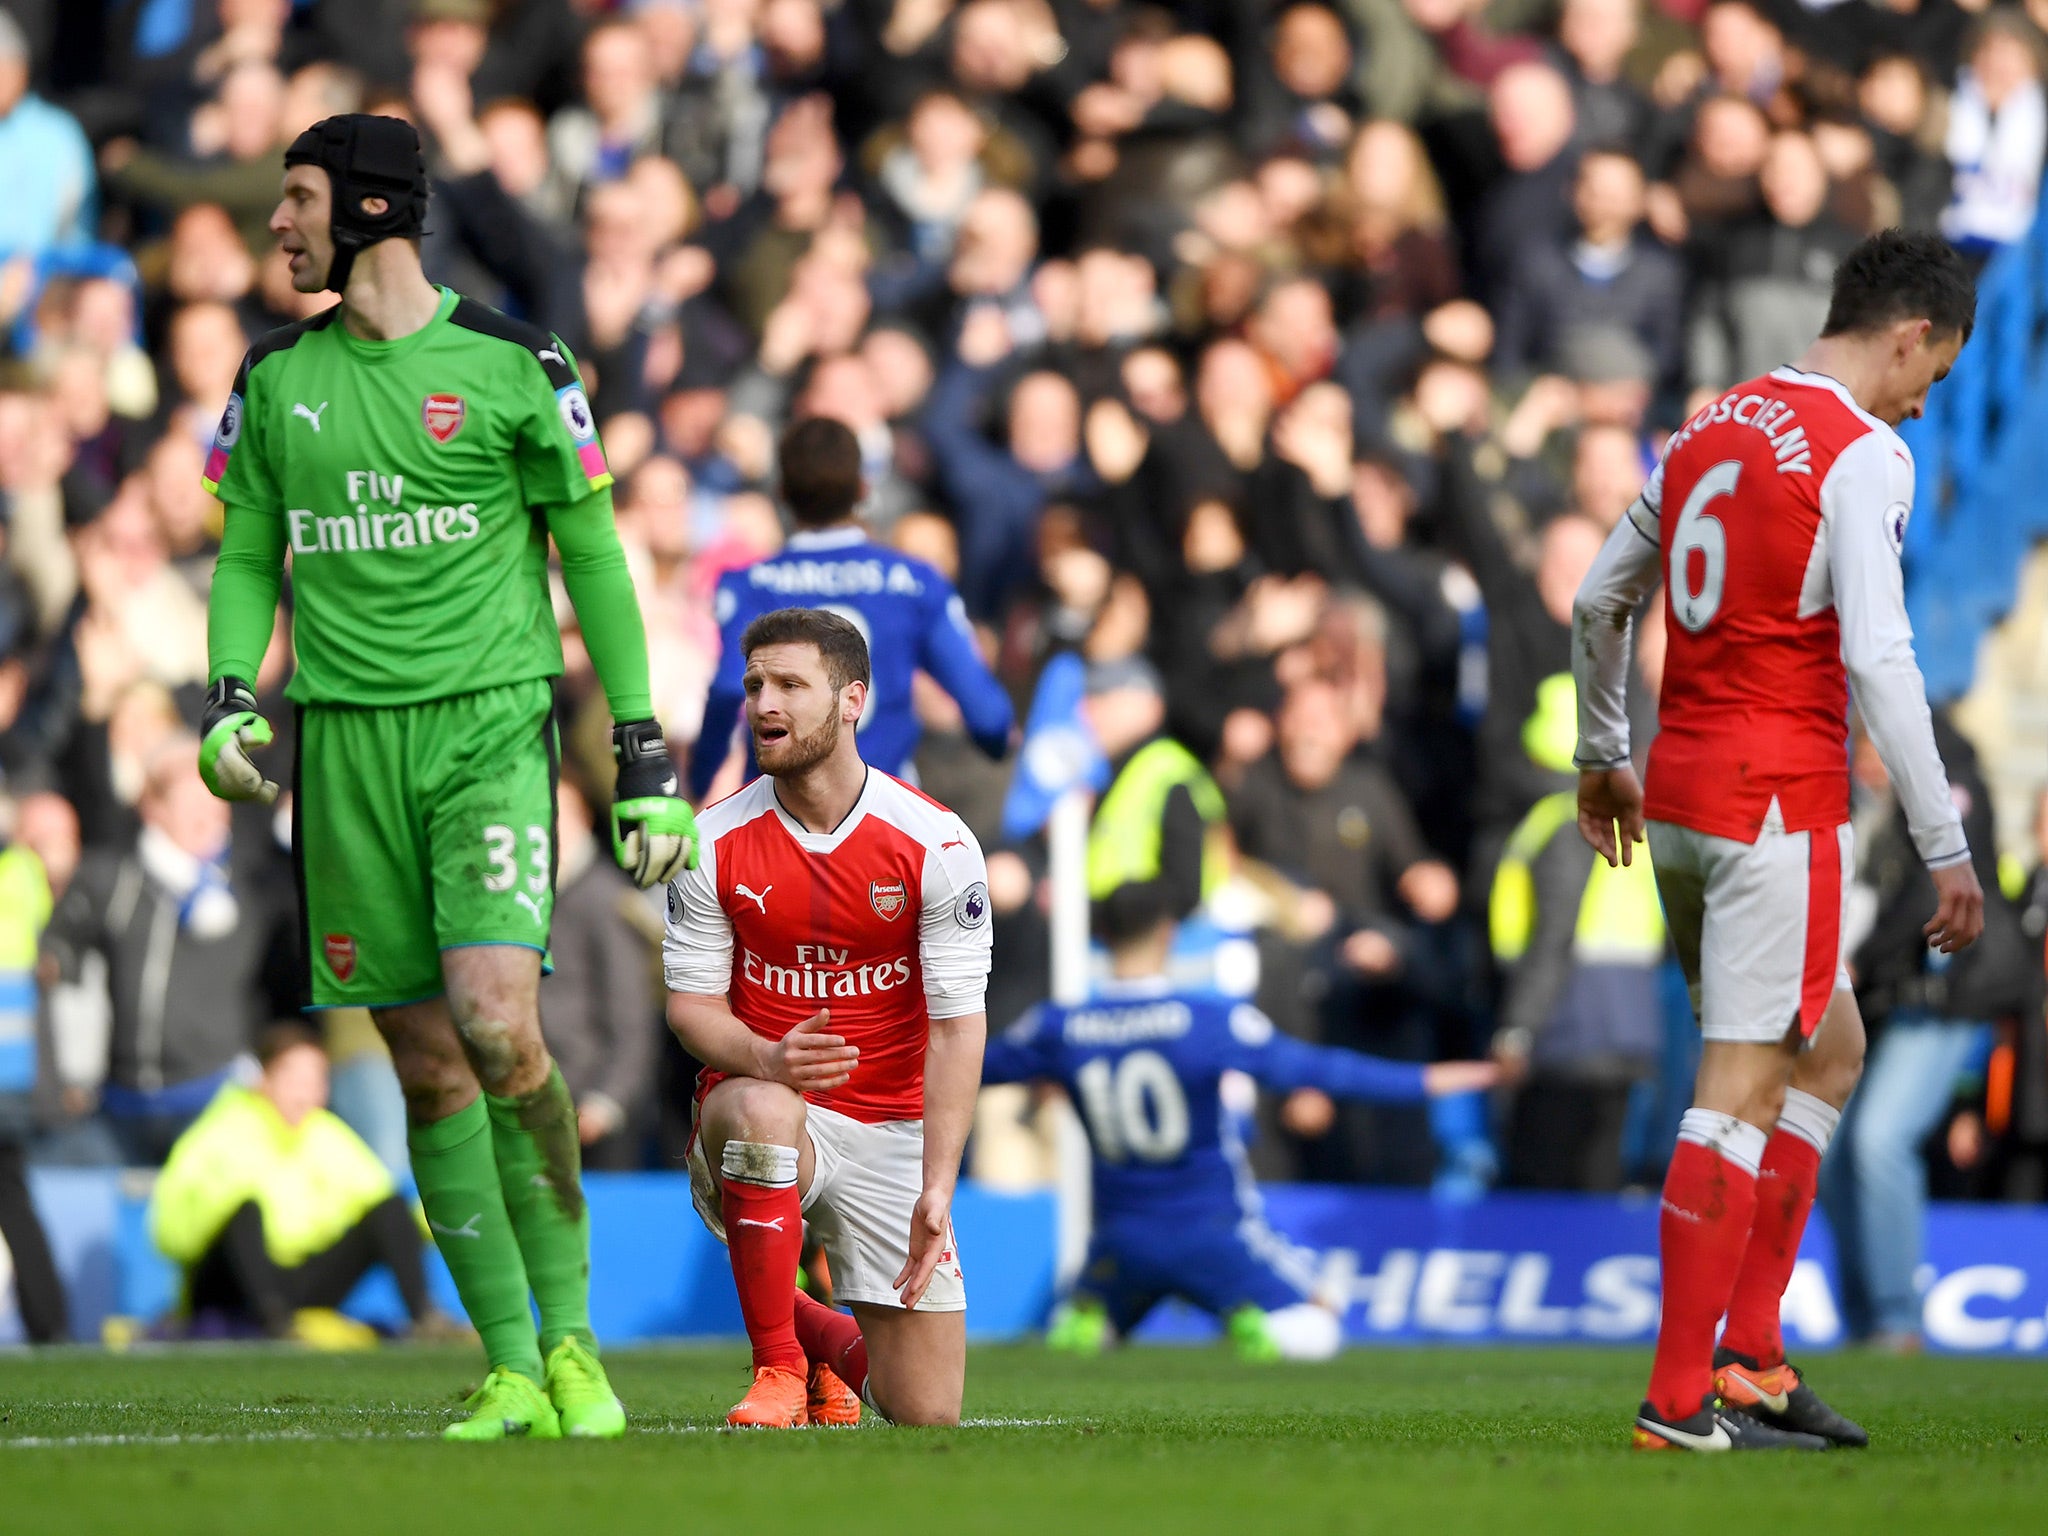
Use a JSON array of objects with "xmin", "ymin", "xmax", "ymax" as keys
[
  {"xmin": 759, "ymin": 697, "xmax": 841, "ymax": 774},
  {"xmin": 747, "ymin": 648, "xmax": 853, "ymax": 775}
]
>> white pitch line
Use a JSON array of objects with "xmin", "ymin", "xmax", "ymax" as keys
[
  {"xmin": 1, "ymin": 1429, "xmax": 438, "ymax": 1449},
  {"xmin": 2, "ymin": 1416, "xmax": 1069, "ymax": 1449}
]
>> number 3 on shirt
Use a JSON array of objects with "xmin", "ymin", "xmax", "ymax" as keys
[{"xmin": 1670, "ymin": 459, "xmax": 1741, "ymax": 633}]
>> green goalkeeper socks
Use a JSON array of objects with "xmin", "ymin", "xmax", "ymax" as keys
[
  {"xmin": 407, "ymin": 1097, "xmax": 544, "ymax": 1384},
  {"xmin": 487, "ymin": 1064, "xmax": 596, "ymax": 1354}
]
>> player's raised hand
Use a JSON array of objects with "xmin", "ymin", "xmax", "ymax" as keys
[
  {"xmin": 1577, "ymin": 765, "xmax": 1646, "ymax": 868},
  {"xmin": 894, "ymin": 1190, "xmax": 953, "ymax": 1309},
  {"xmin": 1423, "ymin": 1061, "xmax": 1504, "ymax": 1096},
  {"xmin": 769, "ymin": 1009, "xmax": 858, "ymax": 1093},
  {"xmin": 1926, "ymin": 859, "xmax": 1985, "ymax": 954},
  {"xmin": 611, "ymin": 719, "xmax": 699, "ymax": 888},
  {"xmin": 198, "ymin": 677, "xmax": 278, "ymax": 804}
]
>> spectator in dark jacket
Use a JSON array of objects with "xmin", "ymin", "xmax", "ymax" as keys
[
  {"xmin": 40, "ymin": 735, "xmax": 290, "ymax": 1164},
  {"xmin": 1493, "ymin": 147, "xmax": 1685, "ymax": 392},
  {"xmin": 1689, "ymin": 129, "xmax": 1862, "ymax": 392},
  {"xmin": 1471, "ymin": 60, "xmax": 1579, "ymax": 309},
  {"xmin": 924, "ymin": 305, "xmax": 1099, "ymax": 619},
  {"xmin": 1823, "ymin": 717, "xmax": 2032, "ymax": 1349},
  {"xmin": 1488, "ymin": 676, "xmax": 1666, "ymax": 1191},
  {"xmin": 541, "ymin": 777, "xmax": 659, "ymax": 1171}
]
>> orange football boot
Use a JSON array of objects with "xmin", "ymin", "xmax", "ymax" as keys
[
  {"xmin": 807, "ymin": 1362, "xmax": 863, "ymax": 1427},
  {"xmin": 726, "ymin": 1366, "xmax": 809, "ymax": 1429}
]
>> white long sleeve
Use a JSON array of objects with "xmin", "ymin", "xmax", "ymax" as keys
[
  {"xmin": 662, "ymin": 836, "xmax": 734, "ymax": 994},
  {"xmin": 1572, "ymin": 466, "xmax": 1666, "ymax": 770},
  {"xmin": 917, "ymin": 821, "xmax": 993, "ymax": 1020},
  {"xmin": 1823, "ymin": 431, "xmax": 1969, "ymax": 868}
]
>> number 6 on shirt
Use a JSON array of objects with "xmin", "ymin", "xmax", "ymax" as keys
[{"xmin": 1670, "ymin": 459, "xmax": 1741, "ymax": 633}]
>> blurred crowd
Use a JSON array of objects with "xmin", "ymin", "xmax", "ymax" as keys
[{"xmin": 6, "ymin": 0, "xmax": 2048, "ymax": 1337}]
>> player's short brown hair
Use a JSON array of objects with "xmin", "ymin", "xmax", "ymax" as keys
[
  {"xmin": 777, "ymin": 417, "xmax": 864, "ymax": 526},
  {"xmin": 741, "ymin": 606, "xmax": 872, "ymax": 692}
]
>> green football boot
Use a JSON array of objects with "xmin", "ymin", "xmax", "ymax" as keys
[
  {"xmin": 443, "ymin": 1366, "xmax": 562, "ymax": 1441},
  {"xmin": 1046, "ymin": 1299, "xmax": 1110, "ymax": 1356},
  {"xmin": 1226, "ymin": 1306, "xmax": 1281, "ymax": 1363},
  {"xmin": 546, "ymin": 1337, "xmax": 627, "ymax": 1439}
]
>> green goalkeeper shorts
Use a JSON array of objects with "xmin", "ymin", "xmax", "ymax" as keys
[{"xmin": 295, "ymin": 679, "xmax": 557, "ymax": 1008}]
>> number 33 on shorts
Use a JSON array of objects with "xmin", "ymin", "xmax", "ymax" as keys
[{"xmin": 482, "ymin": 823, "xmax": 552, "ymax": 926}]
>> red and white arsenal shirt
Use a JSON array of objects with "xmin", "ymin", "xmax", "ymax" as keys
[
  {"xmin": 663, "ymin": 771, "xmax": 994, "ymax": 1123},
  {"xmin": 1574, "ymin": 366, "xmax": 1966, "ymax": 866}
]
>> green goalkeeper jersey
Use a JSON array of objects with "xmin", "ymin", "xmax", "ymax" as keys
[{"xmin": 203, "ymin": 287, "xmax": 621, "ymax": 708}]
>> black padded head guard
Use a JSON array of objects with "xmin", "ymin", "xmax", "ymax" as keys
[{"xmin": 283, "ymin": 114, "xmax": 429, "ymax": 293}]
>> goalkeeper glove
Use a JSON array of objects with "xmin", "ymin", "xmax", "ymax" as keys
[
  {"xmin": 611, "ymin": 718, "xmax": 699, "ymax": 888},
  {"xmin": 198, "ymin": 677, "xmax": 278, "ymax": 805}
]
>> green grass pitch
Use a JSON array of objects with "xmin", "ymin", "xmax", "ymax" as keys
[{"xmin": 3, "ymin": 1344, "xmax": 2042, "ymax": 1533}]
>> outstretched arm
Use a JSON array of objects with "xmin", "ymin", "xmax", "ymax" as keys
[
  {"xmin": 1221, "ymin": 1003, "xmax": 1431, "ymax": 1103},
  {"xmin": 918, "ymin": 580, "xmax": 1014, "ymax": 759},
  {"xmin": 979, "ymin": 1004, "xmax": 1056, "ymax": 1084}
]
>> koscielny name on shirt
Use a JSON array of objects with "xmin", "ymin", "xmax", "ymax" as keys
[
  {"xmin": 1665, "ymin": 389, "xmax": 1815, "ymax": 475},
  {"xmin": 286, "ymin": 471, "xmax": 483, "ymax": 555}
]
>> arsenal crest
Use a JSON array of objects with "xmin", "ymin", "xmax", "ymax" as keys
[
  {"xmin": 324, "ymin": 933, "xmax": 357, "ymax": 982},
  {"xmin": 869, "ymin": 879, "xmax": 907, "ymax": 921},
  {"xmin": 422, "ymin": 392, "xmax": 466, "ymax": 444}
]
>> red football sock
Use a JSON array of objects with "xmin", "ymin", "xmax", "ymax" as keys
[
  {"xmin": 1645, "ymin": 1123, "xmax": 1762, "ymax": 1422},
  {"xmin": 1720, "ymin": 1128, "xmax": 1825, "ymax": 1368},
  {"xmin": 721, "ymin": 1171, "xmax": 806, "ymax": 1375},
  {"xmin": 793, "ymin": 1288, "xmax": 869, "ymax": 1397}
]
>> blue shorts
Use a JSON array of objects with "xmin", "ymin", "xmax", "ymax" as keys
[{"xmin": 1077, "ymin": 1212, "xmax": 1317, "ymax": 1331}]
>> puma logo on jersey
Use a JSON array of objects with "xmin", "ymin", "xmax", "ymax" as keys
[
  {"xmin": 514, "ymin": 891, "xmax": 546, "ymax": 924},
  {"xmin": 735, "ymin": 882, "xmax": 772, "ymax": 914},
  {"xmin": 293, "ymin": 401, "xmax": 329, "ymax": 431},
  {"xmin": 538, "ymin": 347, "xmax": 564, "ymax": 366}
]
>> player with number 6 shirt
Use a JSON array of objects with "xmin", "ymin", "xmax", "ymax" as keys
[
  {"xmin": 665, "ymin": 607, "xmax": 993, "ymax": 1428},
  {"xmin": 1571, "ymin": 230, "xmax": 1985, "ymax": 1453}
]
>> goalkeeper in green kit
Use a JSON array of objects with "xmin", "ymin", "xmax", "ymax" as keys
[{"xmin": 199, "ymin": 114, "xmax": 699, "ymax": 1441}]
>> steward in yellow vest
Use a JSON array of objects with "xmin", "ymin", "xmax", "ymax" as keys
[
  {"xmin": 1487, "ymin": 678, "xmax": 1667, "ymax": 1190},
  {"xmin": 150, "ymin": 1024, "xmax": 449, "ymax": 1342},
  {"xmin": 1086, "ymin": 735, "xmax": 1231, "ymax": 919}
]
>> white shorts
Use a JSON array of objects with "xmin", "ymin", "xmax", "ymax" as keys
[
  {"xmin": 689, "ymin": 1099, "xmax": 967, "ymax": 1313},
  {"xmin": 1647, "ymin": 808, "xmax": 1852, "ymax": 1045}
]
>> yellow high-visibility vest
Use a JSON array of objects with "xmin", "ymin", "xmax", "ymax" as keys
[
  {"xmin": 1086, "ymin": 738, "xmax": 1229, "ymax": 901},
  {"xmin": 1489, "ymin": 791, "xmax": 1665, "ymax": 965}
]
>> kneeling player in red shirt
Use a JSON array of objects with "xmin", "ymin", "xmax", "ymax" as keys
[{"xmin": 666, "ymin": 607, "xmax": 992, "ymax": 1427}]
